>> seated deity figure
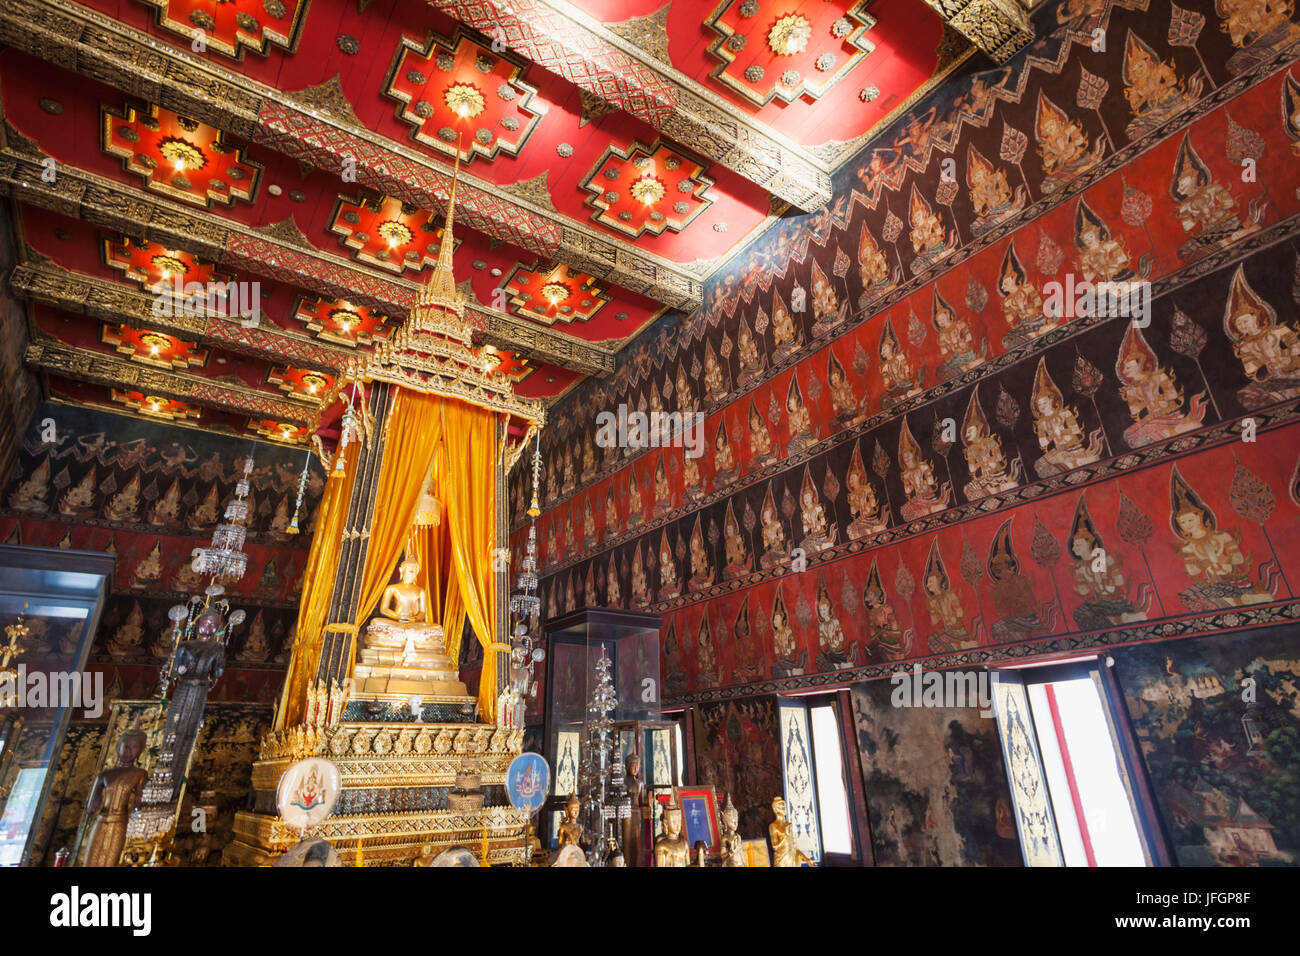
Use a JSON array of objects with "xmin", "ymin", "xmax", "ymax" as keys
[{"xmin": 354, "ymin": 556, "xmax": 468, "ymax": 699}]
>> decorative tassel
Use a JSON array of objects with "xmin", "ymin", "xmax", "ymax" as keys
[{"xmin": 286, "ymin": 452, "xmax": 311, "ymax": 534}]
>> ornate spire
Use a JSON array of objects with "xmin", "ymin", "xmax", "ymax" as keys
[{"xmin": 410, "ymin": 141, "xmax": 470, "ymax": 344}]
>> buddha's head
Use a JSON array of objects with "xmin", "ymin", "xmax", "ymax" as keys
[{"xmin": 398, "ymin": 559, "xmax": 420, "ymax": 584}]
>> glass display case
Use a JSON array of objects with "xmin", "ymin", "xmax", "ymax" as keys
[
  {"xmin": 0, "ymin": 546, "xmax": 114, "ymax": 867},
  {"xmin": 540, "ymin": 606, "xmax": 663, "ymax": 851}
]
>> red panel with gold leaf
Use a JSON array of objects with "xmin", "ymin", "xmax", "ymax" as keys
[
  {"xmin": 102, "ymin": 235, "xmax": 231, "ymax": 292},
  {"xmin": 704, "ymin": 0, "xmax": 877, "ymax": 107},
  {"xmin": 481, "ymin": 345, "xmax": 532, "ymax": 383},
  {"xmin": 250, "ymin": 420, "xmax": 310, "ymax": 443},
  {"xmin": 110, "ymin": 389, "xmax": 202, "ymax": 422},
  {"xmin": 293, "ymin": 296, "xmax": 394, "ymax": 347},
  {"xmin": 102, "ymin": 102, "xmax": 261, "ymax": 207},
  {"xmin": 134, "ymin": 0, "xmax": 308, "ymax": 60},
  {"xmin": 101, "ymin": 325, "xmax": 208, "ymax": 369},
  {"xmin": 582, "ymin": 141, "xmax": 714, "ymax": 238},
  {"xmin": 384, "ymin": 30, "xmax": 543, "ymax": 163},
  {"xmin": 502, "ymin": 263, "xmax": 610, "ymax": 324},
  {"xmin": 268, "ymin": 367, "xmax": 335, "ymax": 400},
  {"xmin": 328, "ymin": 195, "xmax": 458, "ymax": 274}
]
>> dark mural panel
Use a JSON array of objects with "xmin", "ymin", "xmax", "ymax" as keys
[
  {"xmin": 1112, "ymin": 624, "xmax": 1300, "ymax": 866},
  {"xmin": 694, "ymin": 696, "xmax": 784, "ymax": 840},
  {"xmin": 851, "ymin": 680, "xmax": 1022, "ymax": 866}
]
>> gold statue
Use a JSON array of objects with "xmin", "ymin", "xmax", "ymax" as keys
[
  {"xmin": 557, "ymin": 793, "xmax": 586, "ymax": 851},
  {"xmin": 720, "ymin": 794, "xmax": 746, "ymax": 866},
  {"xmin": 83, "ymin": 723, "xmax": 149, "ymax": 867},
  {"xmin": 769, "ymin": 796, "xmax": 813, "ymax": 867},
  {"xmin": 353, "ymin": 556, "xmax": 468, "ymax": 698},
  {"xmin": 654, "ymin": 792, "xmax": 690, "ymax": 867}
]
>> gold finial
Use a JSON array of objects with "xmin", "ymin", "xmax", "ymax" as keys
[{"xmin": 411, "ymin": 134, "xmax": 469, "ymax": 342}]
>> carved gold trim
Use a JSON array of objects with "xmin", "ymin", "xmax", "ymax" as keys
[
  {"xmin": 25, "ymin": 336, "xmax": 315, "ymax": 424},
  {"xmin": 0, "ymin": 148, "xmax": 615, "ymax": 377}
]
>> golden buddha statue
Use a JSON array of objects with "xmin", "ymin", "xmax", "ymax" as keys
[
  {"xmin": 654, "ymin": 794, "xmax": 690, "ymax": 867},
  {"xmin": 770, "ymin": 797, "xmax": 813, "ymax": 867},
  {"xmin": 353, "ymin": 556, "xmax": 468, "ymax": 699},
  {"xmin": 557, "ymin": 793, "xmax": 586, "ymax": 851},
  {"xmin": 720, "ymin": 794, "xmax": 746, "ymax": 867}
]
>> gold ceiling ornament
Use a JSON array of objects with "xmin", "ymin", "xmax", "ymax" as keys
[
  {"xmin": 158, "ymin": 136, "xmax": 206, "ymax": 171},
  {"xmin": 630, "ymin": 174, "xmax": 667, "ymax": 206},
  {"xmin": 315, "ymin": 139, "xmax": 545, "ymax": 470},
  {"xmin": 541, "ymin": 281, "xmax": 570, "ymax": 305},
  {"xmin": 150, "ymin": 254, "xmax": 187, "ymax": 279},
  {"xmin": 377, "ymin": 219, "xmax": 414, "ymax": 247},
  {"xmin": 767, "ymin": 14, "xmax": 812, "ymax": 56},
  {"xmin": 443, "ymin": 81, "xmax": 486, "ymax": 119}
]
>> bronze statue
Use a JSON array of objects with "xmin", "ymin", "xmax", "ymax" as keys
[
  {"xmin": 692, "ymin": 840, "xmax": 709, "ymax": 867},
  {"xmin": 769, "ymin": 796, "xmax": 813, "ymax": 867},
  {"xmin": 653, "ymin": 793, "xmax": 689, "ymax": 867},
  {"xmin": 720, "ymin": 794, "xmax": 746, "ymax": 867},
  {"xmin": 161, "ymin": 609, "xmax": 227, "ymax": 803},
  {"xmin": 622, "ymin": 752, "xmax": 644, "ymax": 866},
  {"xmin": 83, "ymin": 723, "xmax": 148, "ymax": 867}
]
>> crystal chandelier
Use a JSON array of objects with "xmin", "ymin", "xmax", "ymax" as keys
[{"xmin": 190, "ymin": 455, "xmax": 254, "ymax": 582}]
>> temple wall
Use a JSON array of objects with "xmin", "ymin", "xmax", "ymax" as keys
[
  {"xmin": 0, "ymin": 204, "xmax": 40, "ymax": 487},
  {"xmin": 520, "ymin": 0, "xmax": 1300, "ymax": 858}
]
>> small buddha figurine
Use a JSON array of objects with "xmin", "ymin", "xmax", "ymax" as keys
[
  {"xmin": 654, "ymin": 794, "xmax": 690, "ymax": 867},
  {"xmin": 692, "ymin": 840, "xmax": 710, "ymax": 867},
  {"xmin": 379, "ymin": 558, "xmax": 427, "ymax": 627},
  {"xmin": 83, "ymin": 722, "xmax": 149, "ymax": 867},
  {"xmin": 720, "ymin": 794, "xmax": 746, "ymax": 867},
  {"xmin": 770, "ymin": 797, "xmax": 813, "ymax": 867},
  {"xmin": 557, "ymin": 793, "xmax": 586, "ymax": 851}
]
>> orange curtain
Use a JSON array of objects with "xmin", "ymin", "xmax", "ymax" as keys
[
  {"xmin": 276, "ymin": 456, "xmax": 358, "ymax": 729},
  {"xmin": 438, "ymin": 399, "xmax": 502, "ymax": 719},
  {"xmin": 348, "ymin": 388, "xmax": 446, "ymax": 673},
  {"xmin": 409, "ymin": 503, "xmax": 466, "ymax": 670}
]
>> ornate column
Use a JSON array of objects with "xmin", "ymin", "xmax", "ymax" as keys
[{"xmin": 316, "ymin": 382, "xmax": 394, "ymax": 690}]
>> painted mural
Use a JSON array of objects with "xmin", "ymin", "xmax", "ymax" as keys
[
  {"xmin": 0, "ymin": 402, "xmax": 323, "ymax": 706},
  {"xmin": 1112, "ymin": 624, "xmax": 1300, "ymax": 866},
  {"xmin": 694, "ymin": 696, "xmax": 784, "ymax": 840},
  {"xmin": 519, "ymin": 0, "xmax": 1300, "ymax": 707},
  {"xmin": 851, "ymin": 680, "xmax": 1022, "ymax": 865}
]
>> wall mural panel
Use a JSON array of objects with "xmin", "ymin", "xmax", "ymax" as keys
[
  {"xmin": 521, "ymin": 1, "xmax": 1300, "ymax": 704},
  {"xmin": 694, "ymin": 696, "xmax": 784, "ymax": 840},
  {"xmin": 0, "ymin": 402, "xmax": 323, "ymax": 706},
  {"xmin": 1111, "ymin": 624, "xmax": 1300, "ymax": 866},
  {"xmin": 850, "ymin": 679, "xmax": 1022, "ymax": 865}
]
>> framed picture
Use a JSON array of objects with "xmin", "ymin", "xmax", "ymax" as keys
[{"xmin": 654, "ymin": 788, "xmax": 720, "ymax": 854}]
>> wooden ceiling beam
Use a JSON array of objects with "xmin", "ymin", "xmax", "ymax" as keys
[
  {"xmin": 0, "ymin": 144, "xmax": 617, "ymax": 377},
  {"xmin": 10, "ymin": 257, "xmax": 350, "ymax": 375},
  {"xmin": 25, "ymin": 335, "xmax": 315, "ymax": 425}
]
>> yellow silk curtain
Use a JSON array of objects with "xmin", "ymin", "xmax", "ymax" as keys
[
  {"xmin": 437, "ymin": 399, "xmax": 501, "ymax": 719},
  {"xmin": 278, "ymin": 386, "xmax": 504, "ymax": 727},
  {"xmin": 408, "ymin": 486, "xmax": 466, "ymax": 674},
  {"xmin": 277, "ymin": 456, "xmax": 357, "ymax": 729},
  {"xmin": 349, "ymin": 389, "xmax": 445, "ymax": 670}
]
